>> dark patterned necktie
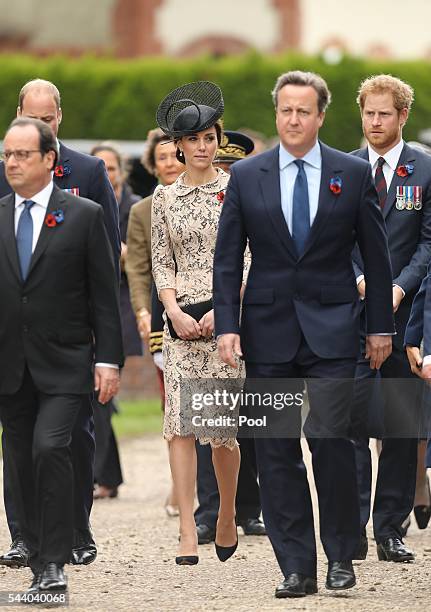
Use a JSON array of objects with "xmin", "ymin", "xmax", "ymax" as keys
[
  {"xmin": 292, "ymin": 159, "xmax": 310, "ymax": 256},
  {"xmin": 374, "ymin": 156, "xmax": 387, "ymax": 209},
  {"xmin": 16, "ymin": 199, "xmax": 35, "ymax": 280}
]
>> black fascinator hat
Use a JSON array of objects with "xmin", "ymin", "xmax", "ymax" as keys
[{"xmin": 156, "ymin": 81, "xmax": 224, "ymax": 139}]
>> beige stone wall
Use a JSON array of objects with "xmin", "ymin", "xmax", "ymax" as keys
[
  {"xmin": 302, "ymin": 0, "xmax": 431, "ymax": 59},
  {"xmin": 155, "ymin": 0, "xmax": 280, "ymax": 54},
  {"xmin": 0, "ymin": 0, "xmax": 115, "ymax": 48}
]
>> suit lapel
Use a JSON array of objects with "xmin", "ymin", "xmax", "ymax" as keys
[
  {"xmin": 27, "ymin": 187, "xmax": 67, "ymax": 278},
  {"xmin": 383, "ymin": 143, "xmax": 415, "ymax": 219},
  {"xmin": 259, "ymin": 147, "xmax": 297, "ymax": 259},
  {"xmin": 300, "ymin": 143, "xmax": 342, "ymax": 259},
  {"xmin": 0, "ymin": 194, "xmax": 21, "ymax": 282}
]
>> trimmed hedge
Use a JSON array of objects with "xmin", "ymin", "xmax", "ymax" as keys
[{"xmin": 0, "ymin": 52, "xmax": 430, "ymax": 151}]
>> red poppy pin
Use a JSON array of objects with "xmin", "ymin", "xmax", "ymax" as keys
[
  {"xmin": 396, "ymin": 164, "xmax": 414, "ymax": 177},
  {"xmin": 45, "ymin": 209, "xmax": 64, "ymax": 228},
  {"xmin": 54, "ymin": 164, "xmax": 71, "ymax": 177},
  {"xmin": 329, "ymin": 176, "xmax": 342, "ymax": 195},
  {"xmin": 216, "ymin": 191, "xmax": 225, "ymax": 203}
]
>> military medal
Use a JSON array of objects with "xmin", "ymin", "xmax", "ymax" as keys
[
  {"xmin": 405, "ymin": 185, "xmax": 413, "ymax": 210},
  {"xmin": 396, "ymin": 186, "xmax": 406, "ymax": 210},
  {"xmin": 414, "ymin": 186, "xmax": 423, "ymax": 210}
]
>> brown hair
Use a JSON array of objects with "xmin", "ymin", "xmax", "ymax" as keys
[
  {"xmin": 271, "ymin": 70, "xmax": 331, "ymax": 113},
  {"xmin": 90, "ymin": 142, "xmax": 124, "ymax": 172},
  {"xmin": 18, "ymin": 78, "xmax": 61, "ymax": 110},
  {"xmin": 7, "ymin": 117, "xmax": 59, "ymax": 169},
  {"xmin": 357, "ymin": 74, "xmax": 414, "ymax": 112}
]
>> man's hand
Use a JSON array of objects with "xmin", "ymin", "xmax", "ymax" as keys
[
  {"xmin": 406, "ymin": 346, "xmax": 423, "ymax": 377},
  {"xmin": 217, "ymin": 333, "xmax": 242, "ymax": 368},
  {"xmin": 392, "ymin": 285, "xmax": 404, "ymax": 313},
  {"xmin": 421, "ymin": 363, "xmax": 431, "ymax": 384},
  {"xmin": 137, "ymin": 311, "xmax": 151, "ymax": 342},
  {"xmin": 357, "ymin": 279, "xmax": 366, "ymax": 298},
  {"xmin": 365, "ymin": 335, "xmax": 392, "ymax": 370},
  {"xmin": 199, "ymin": 310, "xmax": 214, "ymax": 338},
  {"xmin": 95, "ymin": 366, "xmax": 120, "ymax": 404}
]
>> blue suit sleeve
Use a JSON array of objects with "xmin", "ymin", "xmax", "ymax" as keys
[
  {"xmin": 405, "ymin": 272, "xmax": 428, "ymax": 348},
  {"xmin": 89, "ymin": 159, "xmax": 121, "ymax": 264}
]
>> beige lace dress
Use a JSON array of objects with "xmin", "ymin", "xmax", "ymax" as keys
[{"xmin": 151, "ymin": 169, "xmax": 245, "ymax": 448}]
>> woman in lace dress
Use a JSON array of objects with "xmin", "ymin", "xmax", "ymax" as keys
[{"xmin": 152, "ymin": 82, "xmax": 243, "ymax": 565}]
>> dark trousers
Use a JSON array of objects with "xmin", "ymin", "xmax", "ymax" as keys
[
  {"xmin": 3, "ymin": 395, "xmax": 95, "ymax": 541},
  {"xmin": 0, "ymin": 368, "xmax": 83, "ymax": 571},
  {"xmin": 93, "ymin": 400, "xmax": 123, "ymax": 488},
  {"xmin": 351, "ymin": 341, "xmax": 420, "ymax": 541},
  {"xmin": 246, "ymin": 337, "xmax": 360, "ymax": 579},
  {"xmin": 194, "ymin": 437, "xmax": 261, "ymax": 528}
]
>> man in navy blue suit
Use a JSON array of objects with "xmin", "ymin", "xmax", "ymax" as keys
[
  {"xmin": 405, "ymin": 269, "xmax": 431, "ymax": 480},
  {"xmin": 0, "ymin": 79, "xmax": 120, "ymax": 569},
  {"xmin": 213, "ymin": 71, "xmax": 394, "ymax": 598},
  {"xmin": 350, "ymin": 75, "xmax": 431, "ymax": 562}
]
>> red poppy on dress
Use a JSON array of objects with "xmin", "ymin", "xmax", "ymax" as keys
[
  {"xmin": 45, "ymin": 213, "xmax": 57, "ymax": 227},
  {"xmin": 329, "ymin": 176, "xmax": 342, "ymax": 195},
  {"xmin": 216, "ymin": 191, "xmax": 225, "ymax": 203},
  {"xmin": 54, "ymin": 165, "xmax": 64, "ymax": 177},
  {"xmin": 396, "ymin": 164, "xmax": 414, "ymax": 177}
]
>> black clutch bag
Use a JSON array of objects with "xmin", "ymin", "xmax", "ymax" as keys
[{"xmin": 166, "ymin": 299, "xmax": 213, "ymax": 340}]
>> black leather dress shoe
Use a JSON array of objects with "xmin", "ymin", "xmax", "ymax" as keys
[
  {"xmin": 39, "ymin": 563, "xmax": 67, "ymax": 592},
  {"xmin": 238, "ymin": 518, "xmax": 266, "ymax": 536},
  {"xmin": 0, "ymin": 538, "xmax": 29, "ymax": 568},
  {"xmin": 275, "ymin": 573, "xmax": 318, "ymax": 598},
  {"xmin": 196, "ymin": 524, "xmax": 216, "ymax": 545},
  {"xmin": 70, "ymin": 529, "xmax": 97, "ymax": 565},
  {"xmin": 26, "ymin": 573, "xmax": 41, "ymax": 595},
  {"xmin": 353, "ymin": 530, "xmax": 368, "ymax": 560},
  {"xmin": 326, "ymin": 561, "xmax": 356, "ymax": 590},
  {"xmin": 377, "ymin": 537, "xmax": 415, "ymax": 562}
]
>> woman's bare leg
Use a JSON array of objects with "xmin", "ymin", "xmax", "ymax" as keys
[
  {"xmin": 212, "ymin": 444, "xmax": 241, "ymax": 547},
  {"xmin": 169, "ymin": 436, "xmax": 198, "ymax": 555}
]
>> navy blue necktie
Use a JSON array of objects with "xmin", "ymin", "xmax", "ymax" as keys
[
  {"xmin": 16, "ymin": 199, "xmax": 35, "ymax": 281},
  {"xmin": 292, "ymin": 159, "xmax": 310, "ymax": 256}
]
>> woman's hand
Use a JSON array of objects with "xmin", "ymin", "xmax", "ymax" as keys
[
  {"xmin": 169, "ymin": 309, "xmax": 202, "ymax": 340},
  {"xmin": 199, "ymin": 309, "xmax": 214, "ymax": 338}
]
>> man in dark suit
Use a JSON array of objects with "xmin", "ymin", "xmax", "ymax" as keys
[
  {"xmin": 0, "ymin": 79, "xmax": 120, "ymax": 569},
  {"xmin": 405, "ymin": 267, "xmax": 431, "ymax": 471},
  {"xmin": 0, "ymin": 117, "xmax": 123, "ymax": 594},
  {"xmin": 350, "ymin": 75, "xmax": 431, "ymax": 562},
  {"xmin": 213, "ymin": 70, "xmax": 394, "ymax": 598}
]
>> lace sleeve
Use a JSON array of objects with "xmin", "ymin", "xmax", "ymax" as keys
[{"xmin": 151, "ymin": 185, "xmax": 176, "ymax": 295}]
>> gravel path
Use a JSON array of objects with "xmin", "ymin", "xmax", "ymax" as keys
[{"xmin": 0, "ymin": 436, "xmax": 430, "ymax": 611}]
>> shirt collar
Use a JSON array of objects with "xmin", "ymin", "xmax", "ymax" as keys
[
  {"xmin": 15, "ymin": 181, "xmax": 54, "ymax": 210},
  {"xmin": 368, "ymin": 139, "xmax": 405, "ymax": 172},
  {"xmin": 279, "ymin": 140, "xmax": 322, "ymax": 170}
]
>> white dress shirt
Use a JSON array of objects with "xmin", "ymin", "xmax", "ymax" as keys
[
  {"xmin": 14, "ymin": 181, "xmax": 117, "ymax": 370},
  {"xmin": 279, "ymin": 140, "xmax": 322, "ymax": 233},
  {"xmin": 14, "ymin": 181, "xmax": 54, "ymax": 251},
  {"xmin": 368, "ymin": 139, "xmax": 404, "ymax": 191}
]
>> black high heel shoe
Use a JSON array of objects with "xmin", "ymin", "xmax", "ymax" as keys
[
  {"xmin": 176, "ymin": 535, "xmax": 198, "ymax": 565},
  {"xmin": 175, "ymin": 555, "xmax": 199, "ymax": 565},
  {"xmin": 215, "ymin": 528, "xmax": 238, "ymax": 562}
]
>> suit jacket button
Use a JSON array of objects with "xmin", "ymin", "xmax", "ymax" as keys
[
  {"xmin": 22, "ymin": 296, "xmax": 28, "ymax": 304},
  {"xmin": 23, "ymin": 325, "xmax": 28, "ymax": 333}
]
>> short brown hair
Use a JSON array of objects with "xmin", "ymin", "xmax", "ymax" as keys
[
  {"xmin": 357, "ymin": 74, "xmax": 414, "ymax": 112},
  {"xmin": 7, "ymin": 117, "xmax": 59, "ymax": 169},
  {"xmin": 271, "ymin": 70, "xmax": 331, "ymax": 113},
  {"xmin": 142, "ymin": 128, "xmax": 172, "ymax": 175},
  {"xmin": 18, "ymin": 78, "xmax": 61, "ymax": 110}
]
